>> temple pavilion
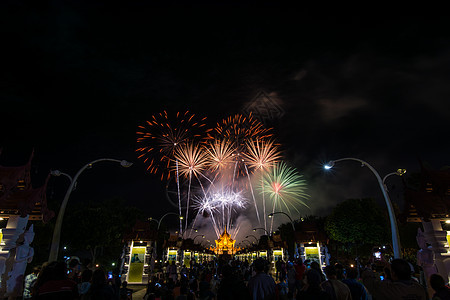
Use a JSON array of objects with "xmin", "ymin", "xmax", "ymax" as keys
[
  {"xmin": 0, "ymin": 150, "xmax": 54, "ymax": 298},
  {"xmin": 210, "ymin": 228, "xmax": 240, "ymax": 255}
]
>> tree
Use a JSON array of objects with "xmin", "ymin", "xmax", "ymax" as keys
[
  {"xmin": 62, "ymin": 197, "xmax": 144, "ymax": 265},
  {"xmin": 278, "ymin": 222, "xmax": 295, "ymax": 258},
  {"xmin": 325, "ymin": 198, "xmax": 389, "ymax": 248}
]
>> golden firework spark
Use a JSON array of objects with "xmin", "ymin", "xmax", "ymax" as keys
[
  {"xmin": 136, "ymin": 110, "xmax": 209, "ymax": 180},
  {"xmin": 260, "ymin": 161, "xmax": 309, "ymax": 215},
  {"xmin": 204, "ymin": 138, "xmax": 236, "ymax": 171},
  {"xmin": 173, "ymin": 142, "xmax": 209, "ymax": 179},
  {"xmin": 244, "ymin": 139, "xmax": 282, "ymax": 172}
]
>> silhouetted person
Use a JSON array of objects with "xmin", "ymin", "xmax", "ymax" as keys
[
  {"xmin": 275, "ymin": 258, "xmax": 282, "ymax": 281},
  {"xmin": 430, "ymin": 273, "xmax": 450, "ymax": 300},
  {"xmin": 78, "ymin": 269, "xmax": 93, "ymax": 299},
  {"xmin": 144, "ymin": 276, "xmax": 158, "ymax": 299},
  {"xmin": 218, "ymin": 264, "xmax": 250, "ymax": 300},
  {"xmin": 321, "ymin": 265, "xmax": 351, "ymax": 300},
  {"xmin": 310, "ymin": 261, "xmax": 326, "ymax": 283},
  {"xmin": 286, "ymin": 261, "xmax": 296, "ymax": 298},
  {"xmin": 90, "ymin": 268, "xmax": 115, "ymax": 299},
  {"xmin": 120, "ymin": 281, "xmax": 133, "ymax": 299},
  {"xmin": 342, "ymin": 267, "xmax": 368, "ymax": 300},
  {"xmin": 248, "ymin": 258, "xmax": 275, "ymax": 300},
  {"xmin": 334, "ymin": 263, "xmax": 345, "ymax": 280},
  {"xmin": 362, "ymin": 258, "xmax": 427, "ymax": 300},
  {"xmin": 294, "ymin": 258, "xmax": 306, "ymax": 294},
  {"xmin": 33, "ymin": 261, "xmax": 78, "ymax": 299},
  {"xmin": 198, "ymin": 280, "xmax": 215, "ymax": 300},
  {"xmin": 296, "ymin": 269, "xmax": 330, "ymax": 300},
  {"xmin": 383, "ymin": 267, "xmax": 392, "ymax": 281},
  {"xmin": 23, "ymin": 265, "xmax": 40, "ymax": 299},
  {"xmin": 168, "ymin": 261, "xmax": 178, "ymax": 282}
]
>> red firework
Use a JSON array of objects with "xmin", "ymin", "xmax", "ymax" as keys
[
  {"xmin": 136, "ymin": 110, "xmax": 210, "ymax": 180},
  {"xmin": 209, "ymin": 113, "xmax": 273, "ymax": 179},
  {"xmin": 212, "ymin": 113, "xmax": 272, "ymax": 148}
]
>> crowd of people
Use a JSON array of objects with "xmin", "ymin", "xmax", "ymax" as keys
[
  {"xmin": 22, "ymin": 258, "xmax": 132, "ymax": 300},
  {"xmin": 141, "ymin": 257, "xmax": 450, "ymax": 300},
  {"xmin": 20, "ymin": 256, "xmax": 450, "ymax": 300}
]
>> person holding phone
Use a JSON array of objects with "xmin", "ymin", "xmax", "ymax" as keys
[
  {"xmin": 119, "ymin": 281, "xmax": 133, "ymax": 300},
  {"xmin": 78, "ymin": 269, "xmax": 93, "ymax": 299},
  {"xmin": 90, "ymin": 268, "xmax": 116, "ymax": 299},
  {"xmin": 68, "ymin": 258, "xmax": 81, "ymax": 284},
  {"xmin": 342, "ymin": 268, "xmax": 368, "ymax": 300},
  {"xmin": 362, "ymin": 259, "xmax": 427, "ymax": 300},
  {"xmin": 321, "ymin": 265, "xmax": 352, "ymax": 300}
]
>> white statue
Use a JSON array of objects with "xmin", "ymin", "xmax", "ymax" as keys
[
  {"xmin": 0, "ymin": 215, "xmax": 29, "ymax": 298},
  {"xmin": 6, "ymin": 224, "xmax": 35, "ymax": 297},
  {"xmin": 417, "ymin": 228, "xmax": 436, "ymax": 277},
  {"xmin": 321, "ymin": 245, "xmax": 331, "ymax": 266}
]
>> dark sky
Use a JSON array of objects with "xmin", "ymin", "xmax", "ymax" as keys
[{"xmin": 2, "ymin": 3, "xmax": 450, "ymax": 231}]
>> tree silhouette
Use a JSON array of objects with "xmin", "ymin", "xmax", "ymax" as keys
[
  {"xmin": 325, "ymin": 198, "xmax": 389, "ymax": 246},
  {"xmin": 62, "ymin": 197, "xmax": 144, "ymax": 265}
]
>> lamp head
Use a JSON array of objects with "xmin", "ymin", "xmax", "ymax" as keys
[
  {"xmin": 324, "ymin": 161, "xmax": 335, "ymax": 170},
  {"xmin": 179, "ymin": 216, "xmax": 184, "ymax": 220},
  {"xmin": 120, "ymin": 160, "xmax": 133, "ymax": 168},
  {"xmin": 396, "ymin": 168, "xmax": 406, "ymax": 176},
  {"xmin": 268, "ymin": 213, "xmax": 273, "ymax": 218},
  {"xmin": 50, "ymin": 170, "xmax": 61, "ymax": 176}
]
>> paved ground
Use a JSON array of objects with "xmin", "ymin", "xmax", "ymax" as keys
[{"xmin": 128, "ymin": 284, "xmax": 147, "ymax": 299}]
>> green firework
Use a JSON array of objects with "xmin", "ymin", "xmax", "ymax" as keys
[{"xmin": 259, "ymin": 161, "xmax": 309, "ymax": 215}]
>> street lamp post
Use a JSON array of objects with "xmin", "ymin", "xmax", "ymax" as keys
[
  {"xmin": 268, "ymin": 212, "xmax": 298, "ymax": 260},
  {"xmin": 245, "ymin": 235, "xmax": 258, "ymax": 244},
  {"xmin": 149, "ymin": 212, "xmax": 183, "ymax": 231},
  {"xmin": 193, "ymin": 235, "xmax": 205, "ymax": 243},
  {"xmin": 148, "ymin": 212, "xmax": 184, "ymax": 273},
  {"xmin": 253, "ymin": 227, "xmax": 270, "ymax": 235},
  {"xmin": 268, "ymin": 212, "xmax": 296, "ymax": 231},
  {"xmin": 383, "ymin": 169, "xmax": 407, "ymax": 192},
  {"xmin": 49, "ymin": 158, "xmax": 133, "ymax": 262},
  {"xmin": 324, "ymin": 158, "xmax": 404, "ymax": 259},
  {"xmin": 242, "ymin": 240, "xmax": 253, "ymax": 247}
]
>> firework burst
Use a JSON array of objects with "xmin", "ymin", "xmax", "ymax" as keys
[
  {"xmin": 204, "ymin": 138, "xmax": 236, "ymax": 172},
  {"xmin": 213, "ymin": 113, "xmax": 272, "ymax": 147},
  {"xmin": 244, "ymin": 138, "xmax": 282, "ymax": 228},
  {"xmin": 136, "ymin": 110, "xmax": 209, "ymax": 180},
  {"xmin": 173, "ymin": 142, "xmax": 209, "ymax": 179},
  {"xmin": 138, "ymin": 110, "xmax": 308, "ymax": 240},
  {"xmin": 213, "ymin": 113, "xmax": 272, "ymax": 168},
  {"xmin": 192, "ymin": 195, "xmax": 216, "ymax": 216},
  {"xmin": 210, "ymin": 190, "xmax": 247, "ymax": 210},
  {"xmin": 244, "ymin": 139, "xmax": 282, "ymax": 172},
  {"xmin": 208, "ymin": 113, "xmax": 273, "ymax": 188},
  {"xmin": 259, "ymin": 161, "xmax": 309, "ymax": 216},
  {"xmin": 173, "ymin": 141, "xmax": 211, "ymax": 231},
  {"xmin": 192, "ymin": 189, "xmax": 247, "ymax": 237}
]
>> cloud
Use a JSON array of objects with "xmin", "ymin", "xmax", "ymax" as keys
[
  {"xmin": 318, "ymin": 97, "xmax": 369, "ymax": 122},
  {"xmin": 292, "ymin": 69, "xmax": 307, "ymax": 81},
  {"xmin": 299, "ymin": 153, "xmax": 407, "ymax": 217}
]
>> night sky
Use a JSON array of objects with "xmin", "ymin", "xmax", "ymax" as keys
[{"xmin": 2, "ymin": 3, "xmax": 450, "ymax": 232}]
